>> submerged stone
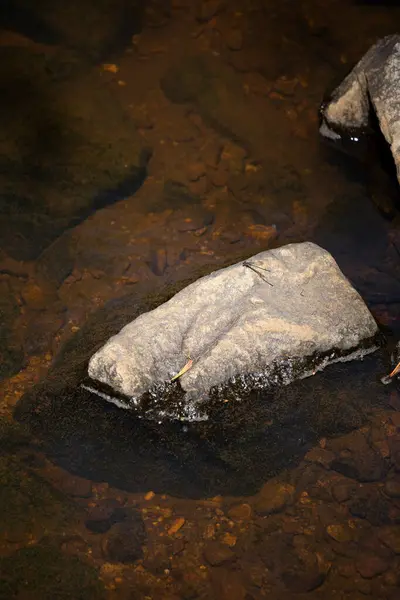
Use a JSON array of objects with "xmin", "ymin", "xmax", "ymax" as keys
[
  {"xmin": 85, "ymin": 242, "xmax": 379, "ymax": 421},
  {"xmin": 4, "ymin": 0, "xmax": 144, "ymax": 61},
  {"xmin": 0, "ymin": 44, "xmax": 150, "ymax": 259},
  {"xmin": 101, "ymin": 514, "xmax": 146, "ymax": 563}
]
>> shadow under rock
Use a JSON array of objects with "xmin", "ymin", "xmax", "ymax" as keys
[
  {"xmin": 312, "ymin": 185, "xmax": 400, "ymax": 307},
  {"xmin": 13, "ymin": 278, "xmax": 393, "ymax": 499}
]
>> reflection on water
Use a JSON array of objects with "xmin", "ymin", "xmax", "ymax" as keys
[{"xmin": 1, "ymin": 0, "xmax": 400, "ymax": 598}]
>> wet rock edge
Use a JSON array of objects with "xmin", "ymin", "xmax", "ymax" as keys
[{"xmin": 80, "ymin": 331, "xmax": 384, "ymax": 421}]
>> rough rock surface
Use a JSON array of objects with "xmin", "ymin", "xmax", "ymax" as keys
[
  {"xmin": 319, "ymin": 34, "xmax": 400, "ymax": 183},
  {"xmin": 86, "ymin": 242, "xmax": 378, "ymax": 420}
]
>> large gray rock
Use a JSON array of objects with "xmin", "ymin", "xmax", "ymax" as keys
[
  {"xmin": 319, "ymin": 34, "xmax": 400, "ymax": 181},
  {"xmin": 85, "ymin": 242, "xmax": 379, "ymax": 421}
]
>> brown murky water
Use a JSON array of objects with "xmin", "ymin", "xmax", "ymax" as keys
[{"xmin": 1, "ymin": 1, "xmax": 400, "ymax": 598}]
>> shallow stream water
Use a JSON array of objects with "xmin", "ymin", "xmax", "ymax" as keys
[{"xmin": 1, "ymin": 1, "xmax": 400, "ymax": 599}]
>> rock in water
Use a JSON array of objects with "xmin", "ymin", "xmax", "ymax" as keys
[
  {"xmin": 319, "ymin": 34, "xmax": 400, "ymax": 181},
  {"xmin": 85, "ymin": 242, "xmax": 379, "ymax": 421}
]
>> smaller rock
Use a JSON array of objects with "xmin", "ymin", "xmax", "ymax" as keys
[
  {"xmin": 132, "ymin": 108, "xmax": 154, "ymax": 130},
  {"xmin": 384, "ymin": 569, "xmax": 400, "ymax": 587},
  {"xmin": 52, "ymin": 474, "xmax": 92, "ymax": 498},
  {"xmin": 378, "ymin": 526, "xmax": 400, "ymax": 554},
  {"xmin": 143, "ymin": 546, "xmax": 171, "ymax": 574},
  {"xmin": 337, "ymin": 562, "xmax": 356, "ymax": 578},
  {"xmin": 225, "ymin": 28, "xmax": 243, "ymax": 51},
  {"xmin": 272, "ymin": 76, "xmax": 298, "ymax": 97},
  {"xmin": 102, "ymin": 515, "xmax": 146, "ymax": 563},
  {"xmin": 359, "ymin": 530, "xmax": 391, "ymax": 555},
  {"xmin": 332, "ymin": 481, "xmax": 357, "ymax": 503},
  {"xmin": 85, "ymin": 500, "xmax": 126, "ymax": 534},
  {"xmin": 220, "ymin": 532, "xmax": 237, "ymax": 547},
  {"xmin": 384, "ymin": 477, "xmax": 400, "ymax": 498},
  {"xmin": 244, "ymin": 72, "xmax": 272, "ymax": 96},
  {"xmin": 390, "ymin": 412, "xmax": 400, "ymax": 428},
  {"xmin": 195, "ymin": 0, "xmax": 222, "ymax": 22},
  {"xmin": 227, "ymin": 503, "xmax": 252, "ymax": 520},
  {"xmin": 174, "ymin": 216, "xmax": 207, "ymax": 232},
  {"xmin": 348, "ymin": 487, "xmax": 394, "ymax": 526},
  {"xmin": 330, "ymin": 432, "xmax": 388, "ymax": 482},
  {"xmin": 21, "ymin": 280, "xmax": 59, "ymax": 311},
  {"xmin": 220, "ymin": 142, "xmax": 247, "ymax": 172},
  {"xmin": 203, "ymin": 523, "xmax": 216, "ymax": 539},
  {"xmin": 211, "ymin": 166, "xmax": 229, "ymax": 187},
  {"xmin": 317, "ymin": 504, "xmax": 344, "ymax": 528},
  {"xmin": 326, "ymin": 524, "xmax": 354, "ymax": 543},
  {"xmin": 60, "ymin": 534, "xmax": 88, "ymax": 557},
  {"xmin": 255, "ymin": 481, "xmax": 295, "ymax": 516},
  {"xmin": 203, "ymin": 540, "xmax": 235, "ymax": 566},
  {"xmin": 201, "ymin": 140, "xmax": 222, "ymax": 168},
  {"xmin": 186, "ymin": 162, "xmax": 206, "ymax": 182},
  {"xmin": 168, "ymin": 517, "xmax": 185, "ymax": 535},
  {"xmin": 170, "ymin": 538, "xmax": 185, "ymax": 555},
  {"xmin": 218, "ymin": 229, "xmax": 242, "ymax": 244},
  {"xmin": 188, "ymin": 176, "xmax": 209, "ymax": 196},
  {"xmin": 227, "ymin": 173, "xmax": 248, "ymax": 196},
  {"xmin": 356, "ymin": 577, "xmax": 372, "ymax": 595},
  {"xmin": 247, "ymin": 563, "xmax": 267, "ymax": 588},
  {"xmin": 281, "ymin": 518, "xmax": 304, "ymax": 535},
  {"xmin": 151, "ymin": 248, "xmax": 168, "ymax": 276},
  {"xmin": 4, "ymin": 523, "xmax": 31, "ymax": 544},
  {"xmin": 356, "ymin": 555, "xmax": 389, "ymax": 578},
  {"xmin": 281, "ymin": 549, "xmax": 329, "ymax": 593},
  {"xmin": 246, "ymin": 224, "xmax": 278, "ymax": 244},
  {"xmin": 304, "ymin": 447, "xmax": 336, "ymax": 468}
]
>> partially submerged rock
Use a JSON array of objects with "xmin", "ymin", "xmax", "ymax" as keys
[
  {"xmin": 14, "ymin": 252, "xmax": 388, "ymax": 497},
  {"xmin": 319, "ymin": 34, "xmax": 400, "ymax": 182},
  {"xmin": 85, "ymin": 242, "xmax": 379, "ymax": 421}
]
